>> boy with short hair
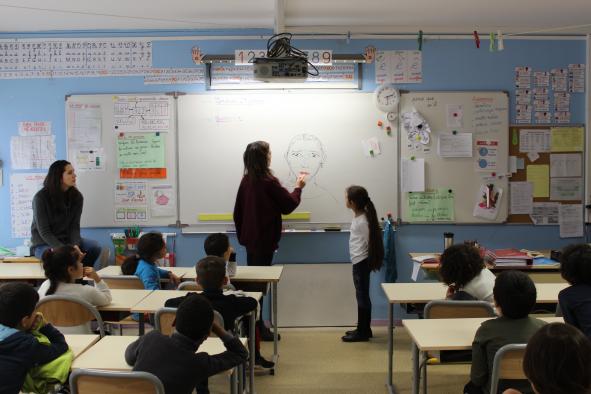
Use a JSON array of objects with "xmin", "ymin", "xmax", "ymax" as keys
[
  {"xmin": 464, "ymin": 271, "xmax": 546, "ymax": 394},
  {"xmin": 0, "ymin": 282, "xmax": 69, "ymax": 394},
  {"xmin": 204, "ymin": 232, "xmax": 237, "ymax": 280},
  {"xmin": 125, "ymin": 293, "xmax": 248, "ymax": 394},
  {"xmin": 558, "ymin": 243, "xmax": 591, "ymax": 339},
  {"xmin": 166, "ymin": 256, "xmax": 274, "ymax": 368}
]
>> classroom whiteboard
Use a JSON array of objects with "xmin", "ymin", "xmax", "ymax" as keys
[
  {"xmin": 177, "ymin": 92, "xmax": 397, "ymax": 227},
  {"xmin": 66, "ymin": 94, "xmax": 178, "ymax": 227},
  {"xmin": 399, "ymin": 91, "xmax": 509, "ymax": 223}
]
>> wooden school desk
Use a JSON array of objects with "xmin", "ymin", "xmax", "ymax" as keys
[
  {"xmin": 132, "ymin": 289, "xmax": 262, "ymax": 394},
  {"xmin": 410, "ymin": 252, "xmax": 563, "ymax": 283},
  {"xmin": 381, "ymin": 282, "xmax": 567, "ymax": 394},
  {"xmin": 403, "ymin": 317, "xmax": 563, "ymax": 394},
  {"xmin": 64, "ymin": 334, "xmax": 100, "ymax": 359},
  {"xmin": 71, "ymin": 335, "xmax": 247, "ymax": 394},
  {"xmin": 0, "ymin": 256, "xmax": 41, "ymax": 263},
  {"xmin": 0, "ymin": 262, "xmax": 45, "ymax": 281},
  {"xmin": 99, "ymin": 264, "xmax": 284, "ymax": 365}
]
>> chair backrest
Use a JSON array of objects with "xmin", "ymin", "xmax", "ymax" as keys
[
  {"xmin": 177, "ymin": 281, "xmax": 235, "ymax": 292},
  {"xmin": 70, "ymin": 369, "xmax": 165, "ymax": 394},
  {"xmin": 36, "ymin": 295, "xmax": 105, "ymax": 337},
  {"xmin": 177, "ymin": 281, "xmax": 202, "ymax": 291},
  {"xmin": 490, "ymin": 344, "xmax": 527, "ymax": 394},
  {"xmin": 154, "ymin": 307, "xmax": 224, "ymax": 336},
  {"xmin": 97, "ymin": 247, "xmax": 111, "ymax": 270},
  {"xmin": 424, "ymin": 300, "xmax": 496, "ymax": 319},
  {"xmin": 101, "ymin": 275, "xmax": 145, "ymax": 289}
]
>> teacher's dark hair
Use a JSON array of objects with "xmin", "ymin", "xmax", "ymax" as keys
[
  {"xmin": 44, "ymin": 160, "xmax": 82, "ymax": 208},
  {"xmin": 346, "ymin": 185, "xmax": 384, "ymax": 271},
  {"xmin": 243, "ymin": 141, "xmax": 272, "ymax": 179}
]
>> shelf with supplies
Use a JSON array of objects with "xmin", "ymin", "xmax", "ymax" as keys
[{"xmin": 110, "ymin": 232, "xmax": 176, "ymax": 266}]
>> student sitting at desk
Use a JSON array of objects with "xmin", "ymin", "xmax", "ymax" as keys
[
  {"xmin": 0, "ymin": 283, "xmax": 69, "ymax": 394},
  {"xmin": 465, "ymin": 271, "xmax": 546, "ymax": 394},
  {"xmin": 203, "ymin": 233, "xmax": 237, "ymax": 287},
  {"xmin": 440, "ymin": 244, "xmax": 496, "ymax": 303},
  {"xmin": 558, "ymin": 244, "xmax": 591, "ymax": 339},
  {"xmin": 121, "ymin": 232, "xmax": 180, "ymax": 289},
  {"xmin": 166, "ymin": 256, "xmax": 275, "ymax": 369},
  {"xmin": 125, "ymin": 293, "xmax": 248, "ymax": 394},
  {"xmin": 503, "ymin": 323, "xmax": 591, "ymax": 394},
  {"xmin": 38, "ymin": 245, "xmax": 112, "ymax": 307}
]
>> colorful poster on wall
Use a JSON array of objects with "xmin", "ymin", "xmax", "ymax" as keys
[
  {"xmin": 150, "ymin": 184, "xmax": 175, "ymax": 217},
  {"xmin": 407, "ymin": 189, "xmax": 455, "ymax": 222}
]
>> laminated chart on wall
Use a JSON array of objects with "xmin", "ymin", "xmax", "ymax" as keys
[
  {"xmin": 9, "ymin": 173, "xmax": 45, "ymax": 238},
  {"xmin": 10, "ymin": 135, "xmax": 56, "ymax": 169},
  {"xmin": 375, "ymin": 50, "xmax": 422, "ymax": 84},
  {"xmin": 0, "ymin": 38, "xmax": 153, "ymax": 79},
  {"xmin": 113, "ymin": 96, "xmax": 172, "ymax": 133}
]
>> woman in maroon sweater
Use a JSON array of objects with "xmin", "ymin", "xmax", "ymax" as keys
[{"xmin": 234, "ymin": 141, "xmax": 306, "ymax": 266}]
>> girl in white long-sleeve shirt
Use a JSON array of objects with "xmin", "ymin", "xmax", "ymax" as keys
[{"xmin": 38, "ymin": 245, "xmax": 111, "ymax": 306}]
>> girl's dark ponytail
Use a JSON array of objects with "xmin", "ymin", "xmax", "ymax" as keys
[
  {"xmin": 364, "ymin": 197, "xmax": 384, "ymax": 271},
  {"xmin": 346, "ymin": 185, "xmax": 384, "ymax": 271},
  {"xmin": 41, "ymin": 246, "xmax": 78, "ymax": 295},
  {"xmin": 122, "ymin": 232, "xmax": 165, "ymax": 274}
]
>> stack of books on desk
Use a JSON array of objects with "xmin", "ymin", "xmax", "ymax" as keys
[{"xmin": 489, "ymin": 249, "xmax": 533, "ymax": 267}]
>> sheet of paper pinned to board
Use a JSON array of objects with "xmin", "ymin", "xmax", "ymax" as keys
[
  {"xmin": 401, "ymin": 158, "xmax": 425, "ymax": 192},
  {"xmin": 550, "ymin": 178, "xmax": 583, "ymax": 201},
  {"xmin": 510, "ymin": 182, "xmax": 533, "ymax": 214},
  {"xmin": 407, "ymin": 189, "xmax": 454, "ymax": 222},
  {"xmin": 116, "ymin": 133, "xmax": 165, "ymax": 169},
  {"xmin": 519, "ymin": 129, "xmax": 550, "ymax": 153},
  {"xmin": 550, "ymin": 127, "xmax": 584, "ymax": 152},
  {"xmin": 473, "ymin": 184, "xmax": 503, "ymax": 220},
  {"xmin": 559, "ymin": 203, "xmax": 583, "ymax": 238},
  {"xmin": 437, "ymin": 133, "xmax": 472, "ymax": 158},
  {"xmin": 550, "ymin": 153, "xmax": 582, "ymax": 177},
  {"xmin": 530, "ymin": 202, "xmax": 559, "ymax": 225},
  {"xmin": 526, "ymin": 164, "xmax": 550, "ymax": 198},
  {"xmin": 150, "ymin": 184, "xmax": 176, "ymax": 217}
]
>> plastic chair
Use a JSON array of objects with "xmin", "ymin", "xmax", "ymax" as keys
[
  {"xmin": 418, "ymin": 300, "xmax": 497, "ymax": 394},
  {"xmin": 177, "ymin": 281, "xmax": 236, "ymax": 291},
  {"xmin": 154, "ymin": 306, "xmax": 224, "ymax": 336},
  {"xmin": 101, "ymin": 275, "xmax": 145, "ymax": 289},
  {"xmin": 36, "ymin": 295, "xmax": 105, "ymax": 337},
  {"xmin": 490, "ymin": 344, "xmax": 527, "ymax": 394},
  {"xmin": 70, "ymin": 369, "xmax": 164, "ymax": 394}
]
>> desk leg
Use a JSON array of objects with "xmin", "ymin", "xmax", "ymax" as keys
[
  {"xmin": 238, "ymin": 363, "xmax": 244, "ymax": 394},
  {"xmin": 412, "ymin": 342, "xmax": 419, "ymax": 394},
  {"xmin": 249, "ymin": 311, "xmax": 255, "ymax": 394},
  {"xmin": 139, "ymin": 314, "xmax": 145, "ymax": 336},
  {"xmin": 387, "ymin": 303, "xmax": 395, "ymax": 393},
  {"xmin": 421, "ymin": 351, "xmax": 427, "ymax": 394},
  {"xmin": 272, "ymin": 282, "xmax": 278, "ymax": 360},
  {"xmin": 230, "ymin": 365, "xmax": 237, "ymax": 394}
]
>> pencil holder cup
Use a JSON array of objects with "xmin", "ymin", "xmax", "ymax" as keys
[{"xmin": 125, "ymin": 237, "xmax": 139, "ymax": 250}]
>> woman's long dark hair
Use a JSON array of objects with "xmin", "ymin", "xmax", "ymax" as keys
[
  {"xmin": 121, "ymin": 232, "xmax": 166, "ymax": 275},
  {"xmin": 243, "ymin": 141, "xmax": 272, "ymax": 180},
  {"xmin": 41, "ymin": 245, "xmax": 79, "ymax": 295},
  {"xmin": 346, "ymin": 185, "xmax": 384, "ymax": 271},
  {"xmin": 43, "ymin": 160, "xmax": 82, "ymax": 210}
]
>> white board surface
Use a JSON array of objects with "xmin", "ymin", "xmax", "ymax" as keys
[
  {"xmin": 66, "ymin": 94, "xmax": 178, "ymax": 227},
  {"xmin": 178, "ymin": 92, "xmax": 397, "ymax": 227},
  {"xmin": 399, "ymin": 91, "xmax": 509, "ymax": 223}
]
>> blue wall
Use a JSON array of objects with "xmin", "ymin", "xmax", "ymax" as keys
[{"xmin": 0, "ymin": 30, "xmax": 586, "ymax": 320}]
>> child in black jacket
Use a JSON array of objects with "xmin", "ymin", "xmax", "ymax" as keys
[{"xmin": 0, "ymin": 282, "xmax": 68, "ymax": 394}]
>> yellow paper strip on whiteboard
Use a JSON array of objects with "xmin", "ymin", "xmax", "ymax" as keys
[
  {"xmin": 198, "ymin": 213, "xmax": 233, "ymax": 221},
  {"xmin": 281, "ymin": 212, "xmax": 311, "ymax": 220}
]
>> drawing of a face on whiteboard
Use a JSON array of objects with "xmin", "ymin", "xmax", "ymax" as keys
[{"xmin": 284, "ymin": 133, "xmax": 337, "ymax": 202}]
